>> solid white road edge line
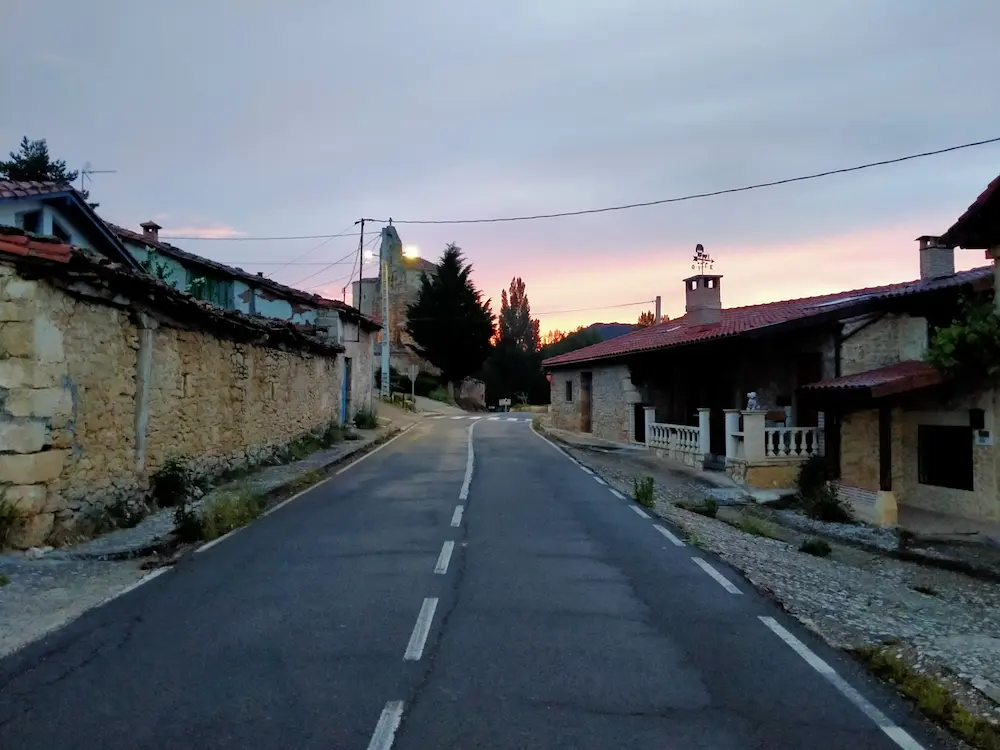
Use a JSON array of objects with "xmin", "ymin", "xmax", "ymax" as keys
[
  {"xmin": 579, "ymin": 465, "xmax": 594, "ymax": 475},
  {"xmin": 629, "ymin": 506, "xmax": 650, "ymax": 519},
  {"xmin": 654, "ymin": 524, "xmax": 686, "ymax": 547},
  {"xmin": 404, "ymin": 597, "xmax": 439, "ymax": 661},
  {"xmin": 692, "ymin": 557, "xmax": 742, "ymax": 594},
  {"xmin": 336, "ymin": 425, "xmax": 416, "ymax": 476},
  {"xmin": 609, "ymin": 489, "xmax": 625, "ymax": 500},
  {"xmin": 366, "ymin": 700, "xmax": 405, "ymax": 750},
  {"xmin": 593, "ymin": 476, "xmax": 607, "ymax": 485},
  {"xmin": 451, "ymin": 505, "xmax": 464, "ymax": 527},
  {"xmin": 434, "ymin": 541, "xmax": 455, "ymax": 574},
  {"xmin": 459, "ymin": 420, "xmax": 478, "ymax": 500},
  {"xmin": 758, "ymin": 617, "xmax": 924, "ymax": 750}
]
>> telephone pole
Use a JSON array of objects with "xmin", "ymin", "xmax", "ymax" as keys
[{"xmin": 379, "ymin": 220, "xmax": 393, "ymax": 399}]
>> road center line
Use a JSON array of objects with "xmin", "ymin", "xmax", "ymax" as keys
[
  {"xmin": 609, "ymin": 488, "xmax": 625, "ymax": 500},
  {"xmin": 629, "ymin": 506, "xmax": 650, "ymax": 519},
  {"xmin": 654, "ymin": 524, "xmax": 686, "ymax": 546},
  {"xmin": 366, "ymin": 700, "xmax": 405, "ymax": 750},
  {"xmin": 459, "ymin": 420, "xmax": 477, "ymax": 500},
  {"xmin": 434, "ymin": 541, "xmax": 455, "ymax": 574},
  {"xmin": 692, "ymin": 557, "xmax": 742, "ymax": 594},
  {"xmin": 404, "ymin": 598, "xmax": 439, "ymax": 661},
  {"xmin": 758, "ymin": 617, "xmax": 924, "ymax": 749},
  {"xmin": 451, "ymin": 505, "xmax": 464, "ymax": 527}
]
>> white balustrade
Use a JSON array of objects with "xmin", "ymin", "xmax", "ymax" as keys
[
  {"xmin": 647, "ymin": 421, "xmax": 701, "ymax": 461},
  {"xmin": 764, "ymin": 426, "xmax": 819, "ymax": 458}
]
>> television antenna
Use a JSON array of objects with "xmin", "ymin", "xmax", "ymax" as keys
[{"xmin": 79, "ymin": 161, "xmax": 117, "ymax": 193}]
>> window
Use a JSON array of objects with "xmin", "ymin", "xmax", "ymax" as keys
[
  {"xmin": 565, "ymin": 380, "xmax": 573, "ymax": 402},
  {"xmin": 918, "ymin": 425, "xmax": 973, "ymax": 490},
  {"xmin": 51, "ymin": 219, "xmax": 71, "ymax": 243},
  {"xmin": 18, "ymin": 210, "xmax": 41, "ymax": 233}
]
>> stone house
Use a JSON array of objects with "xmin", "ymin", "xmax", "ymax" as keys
[
  {"xmin": 0, "ymin": 226, "xmax": 380, "ymax": 548},
  {"xmin": 543, "ymin": 226, "xmax": 998, "ymax": 525}
]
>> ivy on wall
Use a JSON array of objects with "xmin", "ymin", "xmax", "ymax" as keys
[{"xmin": 926, "ymin": 292, "xmax": 1000, "ymax": 378}]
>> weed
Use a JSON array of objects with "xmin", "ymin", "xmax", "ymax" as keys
[
  {"xmin": 353, "ymin": 406, "xmax": 379, "ymax": 430},
  {"xmin": 0, "ymin": 572, "xmax": 10, "ymax": 586},
  {"xmin": 0, "ymin": 499, "xmax": 24, "ymax": 550},
  {"xmin": 799, "ymin": 537, "xmax": 832, "ymax": 557},
  {"xmin": 195, "ymin": 491, "xmax": 266, "ymax": 542},
  {"xmin": 679, "ymin": 498, "xmax": 718, "ymax": 518},
  {"xmin": 151, "ymin": 457, "xmax": 192, "ymax": 507},
  {"xmin": 531, "ymin": 415, "xmax": 542, "ymax": 431},
  {"xmin": 794, "ymin": 455, "xmax": 854, "ymax": 523},
  {"xmin": 633, "ymin": 476, "xmax": 655, "ymax": 509},
  {"xmin": 285, "ymin": 469, "xmax": 326, "ymax": 494},
  {"xmin": 898, "ymin": 529, "xmax": 916, "ymax": 551},
  {"xmin": 427, "ymin": 386, "xmax": 451, "ymax": 403},
  {"xmin": 855, "ymin": 646, "xmax": 1000, "ymax": 749},
  {"xmin": 737, "ymin": 513, "xmax": 780, "ymax": 539},
  {"xmin": 913, "ymin": 584, "xmax": 939, "ymax": 596},
  {"xmin": 686, "ymin": 534, "xmax": 707, "ymax": 549},
  {"xmin": 86, "ymin": 497, "xmax": 150, "ymax": 535}
]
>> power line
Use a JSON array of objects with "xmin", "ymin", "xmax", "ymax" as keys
[
  {"xmin": 361, "ymin": 135, "xmax": 1000, "ymax": 226},
  {"xmin": 160, "ymin": 230, "xmax": 364, "ymax": 241},
  {"xmin": 533, "ymin": 300, "xmax": 654, "ymax": 316},
  {"xmin": 266, "ymin": 223, "xmax": 358, "ymax": 277},
  {"xmin": 289, "ymin": 234, "xmax": 378, "ymax": 288}
]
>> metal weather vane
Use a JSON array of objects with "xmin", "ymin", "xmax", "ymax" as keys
[{"xmin": 691, "ymin": 243, "xmax": 714, "ymax": 274}]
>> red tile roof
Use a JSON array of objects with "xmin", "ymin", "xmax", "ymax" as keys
[
  {"xmin": 800, "ymin": 360, "xmax": 944, "ymax": 398},
  {"xmin": 543, "ymin": 266, "xmax": 993, "ymax": 368},
  {"xmin": 0, "ymin": 180, "xmax": 74, "ymax": 200},
  {"xmin": 942, "ymin": 172, "xmax": 1000, "ymax": 250},
  {"xmin": 0, "ymin": 232, "xmax": 72, "ymax": 263}
]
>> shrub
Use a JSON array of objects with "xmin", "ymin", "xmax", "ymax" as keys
[
  {"xmin": 0, "ymin": 572, "xmax": 9, "ymax": 587},
  {"xmin": 353, "ymin": 406, "xmax": 379, "ymax": 430},
  {"xmin": 799, "ymin": 537, "xmax": 832, "ymax": 557},
  {"xmin": 87, "ymin": 497, "xmax": 149, "ymax": 534},
  {"xmin": 531, "ymin": 415, "xmax": 542, "ymax": 431},
  {"xmin": 427, "ymin": 386, "xmax": 451, "ymax": 404},
  {"xmin": 196, "ymin": 491, "xmax": 266, "ymax": 541},
  {"xmin": 0, "ymin": 499, "xmax": 24, "ymax": 550},
  {"xmin": 803, "ymin": 484, "xmax": 853, "ymax": 523},
  {"xmin": 633, "ymin": 476, "xmax": 655, "ymax": 508},
  {"xmin": 796, "ymin": 454, "xmax": 829, "ymax": 498},
  {"xmin": 151, "ymin": 457, "xmax": 192, "ymax": 507}
]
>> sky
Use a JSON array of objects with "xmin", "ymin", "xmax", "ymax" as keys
[{"xmin": 2, "ymin": 0, "xmax": 999, "ymax": 334}]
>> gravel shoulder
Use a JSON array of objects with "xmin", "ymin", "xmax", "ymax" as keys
[{"xmin": 553, "ymin": 437, "xmax": 1000, "ymax": 733}]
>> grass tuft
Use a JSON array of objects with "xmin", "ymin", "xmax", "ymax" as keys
[
  {"xmin": 194, "ymin": 491, "xmax": 266, "ymax": 542},
  {"xmin": 799, "ymin": 537, "xmax": 832, "ymax": 557},
  {"xmin": 0, "ymin": 499, "xmax": 24, "ymax": 550},
  {"xmin": 0, "ymin": 572, "xmax": 10, "ymax": 587},
  {"xmin": 633, "ymin": 476, "xmax": 655, "ymax": 509},
  {"xmin": 678, "ymin": 498, "xmax": 718, "ymax": 518}
]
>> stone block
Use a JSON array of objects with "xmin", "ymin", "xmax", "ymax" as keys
[
  {"xmin": 2, "ymin": 278, "xmax": 38, "ymax": 301},
  {"xmin": 9, "ymin": 511, "xmax": 54, "ymax": 549},
  {"xmin": 0, "ymin": 419, "xmax": 46, "ymax": 453},
  {"xmin": 33, "ymin": 317, "xmax": 64, "ymax": 362},
  {"xmin": 4, "ymin": 387, "xmax": 73, "ymax": 422},
  {"xmin": 0, "ymin": 321, "xmax": 35, "ymax": 357},
  {"xmin": 29, "ymin": 362, "xmax": 66, "ymax": 388},
  {"xmin": 0, "ymin": 450, "xmax": 68, "ymax": 484},
  {"xmin": 3, "ymin": 484, "xmax": 47, "ymax": 514},
  {"xmin": 0, "ymin": 301, "xmax": 32, "ymax": 322}
]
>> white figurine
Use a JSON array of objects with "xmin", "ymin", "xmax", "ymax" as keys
[{"xmin": 746, "ymin": 392, "xmax": 758, "ymax": 411}]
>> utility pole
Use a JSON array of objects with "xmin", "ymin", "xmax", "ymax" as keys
[
  {"xmin": 379, "ymin": 220, "xmax": 394, "ymax": 399},
  {"xmin": 345, "ymin": 218, "xmax": 365, "ymax": 303}
]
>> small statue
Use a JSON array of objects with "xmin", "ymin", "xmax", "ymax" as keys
[{"xmin": 746, "ymin": 392, "xmax": 758, "ymax": 411}]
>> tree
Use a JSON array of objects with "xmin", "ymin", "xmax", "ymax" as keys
[
  {"xmin": 406, "ymin": 243, "xmax": 494, "ymax": 396},
  {"xmin": 481, "ymin": 277, "xmax": 548, "ymax": 406},
  {"xmin": 540, "ymin": 325, "xmax": 602, "ymax": 359},
  {"xmin": 637, "ymin": 310, "xmax": 656, "ymax": 326},
  {"xmin": 0, "ymin": 136, "xmax": 97, "ymax": 208},
  {"xmin": 498, "ymin": 277, "xmax": 540, "ymax": 353}
]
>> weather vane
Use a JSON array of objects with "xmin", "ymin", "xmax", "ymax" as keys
[{"xmin": 691, "ymin": 243, "xmax": 714, "ymax": 274}]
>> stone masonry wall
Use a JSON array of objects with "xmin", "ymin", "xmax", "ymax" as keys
[
  {"xmin": 839, "ymin": 408, "xmax": 880, "ymax": 492},
  {"xmin": 0, "ymin": 262, "xmax": 343, "ymax": 548},
  {"xmin": 840, "ymin": 313, "xmax": 928, "ymax": 376},
  {"xmin": 549, "ymin": 364, "xmax": 634, "ymax": 443}
]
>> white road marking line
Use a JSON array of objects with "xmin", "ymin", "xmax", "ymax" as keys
[
  {"xmin": 105, "ymin": 567, "xmax": 168, "ymax": 601},
  {"xmin": 470, "ymin": 416, "xmax": 483, "ymax": 420},
  {"xmin": 336, "ymin": 426, "xmax": 415, "ymax": 476},
  {"xmin": 459, "ymin": 419, "xmax": 478, "ymax": 500},
  {"xmin": 593, "ymin": 476, "xmax": 607, "ymax": 485},
  {"xmin": 580, "ymin": 465, "xmax": 593, "ymax": 475},
  {"xmin": 692, "ymin": 557, "xmax": 742, "ymax": 594},
  {"xmin": 653, "ymin": 524, "xmax": 686, "ymax": 546},
  {"xmin": 488, "ymin": 416, "xmax": 500, "ymax": 421},
  {"xmin": 404, "ymin": 597, "xmax": 439, "ymax": 661},
  {"xmin": 629, "ymin": 506, "xmax": 650, "ymax": 519},
  {"xmin": 609, "ymin": 489, "xmax": 625, "ymax": 500},
  {"xmin": 759, "ymin": 617, "xmax": 924, "ymax": 750},
  {"xmin": 451, "ymin": 505, "xmax": 464, "ymax": 527},
  {"xmin": 366, "ymin": 700, "xmax": 405, "ymax": 750},
  {"xmin": 430, "ymin": 415, "xmax": 445, "ymax": 420},
  {"xmin": 434, "ymin": 541, "xmax": 455, "ymax": 574},
  {"xmin": 450, "ymin": 415, "xmax": 463, "ymax": 420},
  {"xmin": 506, "ymin": 417, "xmax": 517, "ymax": 422}
]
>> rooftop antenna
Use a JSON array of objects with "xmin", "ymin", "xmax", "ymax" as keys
[
  {"xmin": 692, "ymin": 243, "xmax": 714, "ymax": 274},
  {"xmin": 79, "ymin": 161, "xmax": 117, "ymax": 193}
]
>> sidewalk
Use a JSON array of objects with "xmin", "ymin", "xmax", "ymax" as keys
[{"xmin": 0, "ymin": 411, "xmax": 416, "ymax": 659}]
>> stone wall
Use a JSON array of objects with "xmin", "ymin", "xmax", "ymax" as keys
[
  {"xmin": 840, "ymin": 313, "xmax": 928, "ymax": 376},
  {"xmin": 0, "ymin": 261, "xmax": 349, "ymax": 548},
  {"xmin": 548, "ymin": 364, "xmax": 635, "ymax": 443},
  {"xmin": 839, "ymin": 409, "xmax": 880, "ymax": 492}
]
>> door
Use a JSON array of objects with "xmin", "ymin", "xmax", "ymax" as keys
[
  {"xmin": 580, "ymin": 372, "xmax": 593, "ymax": 433},
  {"xmin": 634, "ymin": 404, "xmax": 646, "ymax": 443},
  {"xmin": 341, "ymin": 357, "xmax": 352, "ymax": 424},
  {"xmin": 794, "ymin": 352, "xmax": 823, "ymax": 426}
]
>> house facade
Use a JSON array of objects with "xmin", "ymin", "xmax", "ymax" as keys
[{"xmin": 544, "ymin": 207, "xmax": 1000, "ymax": 525}]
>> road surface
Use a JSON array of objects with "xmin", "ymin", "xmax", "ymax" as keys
[{"xmin": 0, "ymin": 415, "xmax": 940, "ymax": 749}]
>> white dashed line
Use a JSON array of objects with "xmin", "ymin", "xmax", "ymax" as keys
[
  {"xmin": 759, "ymin": 617, "xmax": 924, "ymax": 749},
  {"xmin": 451, "ymin": 505, "xmax": 464, "ymax": 527},
  {"xmin": 629, "ymin": 506, "xmax": 650, "ymax": 519},
  {"xmin": 404, "ymin": 598, "xmax": 439, "ymax": 661},
  {"xmin": 579, "ymin": 465, "xmax": 593, "ymax": 475},
  {"xmin": 506, "ymin": 417, "xmax": 517, "ymax": 422},
  {"xmin": 609, "ymin": 489, "xmax": 625, "ymax": 500},
  {"xmin": 488, "ymin": 417, "xmax": 500, "ymax": 421},
  {"xmin": 593, "ymin": 476, "xmax": 606, "ymax": 485},
  {"xmin": 470, "ymin": 416, "xmax": 483, "ymax": 420},
  {"xmin": 434, "ymin": 541, "xmax": 455, "ymax": 574},
  {"xmin": 366, "ymin": 700, "xmax": 405, "ymax": 750},
  {"xmin": 653, "ymin": 524, "xmax": 686, "ymax": 546},
  {"xmin": 692, "ymin": 557, "xmax": 742, "ymax": 594},
  {"xmin": 430, "ymin": 415, "xmax": 445, "ymax": 420},
  {"xmin": 450, "ymin": 416, "xmax": 464, "ymax": 420}
]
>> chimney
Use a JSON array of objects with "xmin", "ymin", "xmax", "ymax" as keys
[
  {"xmin": 683, "ymin": 274, "xmax": 723, "ymax": 325},
  {"xmin": 654, "ymin": 295, "xmax": 662, "ymax": 323},
  {"xmin": 140, "ymin": 220, "xmax": 161, "ymax": 244},
  {"xmin": 917, "ymin": 236, "xmax": 954, "ymax": 279}
]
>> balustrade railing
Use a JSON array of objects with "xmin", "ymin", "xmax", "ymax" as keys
[{"xmin": 764, "ymin": 426, "xmax": 819, "ymax": 459}]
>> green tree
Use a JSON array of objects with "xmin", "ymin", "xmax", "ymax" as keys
[
  {"xmin": 406, "ymin": 243, "xmax": 494, "ymax": 396},
  {"xmin": 0, "ymin": 136, "xmax": 97, "ymax": 208},
  {"xmin": 637, "ymin": 310, "xmax": 656, "ymax": 326},
  {"xmin": 482, "ymin": 277, "xmax": 548, "ymax": 406}
]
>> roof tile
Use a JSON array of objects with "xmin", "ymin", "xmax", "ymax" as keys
[
  {"xmin": 801, "ymin": 360, "xmax": 944, "ymax": 398},
  {"xmin": 0, "ymin": 180, "xmax": 73, "ymax": 200}
]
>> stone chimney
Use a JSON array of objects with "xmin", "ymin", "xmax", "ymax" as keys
[
  {"xmin": 917, "ymin": 235, "xmax": 954, "ymax": 280},
  {"xmin": 683, "ymin": 274, "xmax": 723, "ymax": 326},
  {"xmin": 140, "ymin": 221, "xmax": 161, "ymax": 244}
]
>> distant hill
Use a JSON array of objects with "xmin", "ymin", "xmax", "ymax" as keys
[
  {"xmin": 541, "ymin": 321, "xmax": 640, "ymax": 361},
  {"xmin": 587, "ymin": 322, "xmax": 638, "ymax": 341}
]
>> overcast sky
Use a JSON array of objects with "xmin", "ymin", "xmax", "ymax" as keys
[{"xmin": 2, "ymin": 0, "xmax": 999, "ymax": 331}]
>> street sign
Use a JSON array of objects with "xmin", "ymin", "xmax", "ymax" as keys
[{"xmin": 498, "ymin": 398, "xmax": 511, "ymax": 408}]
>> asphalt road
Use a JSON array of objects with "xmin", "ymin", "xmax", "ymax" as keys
[{"xmin": 0, "ymin": 415, "xmax": 942, "ymax": 749}]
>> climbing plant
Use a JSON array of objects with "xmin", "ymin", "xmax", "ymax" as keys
[{"xmin": 926, "ymin": 292, "xmax": 1000, "ymax": 378}]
